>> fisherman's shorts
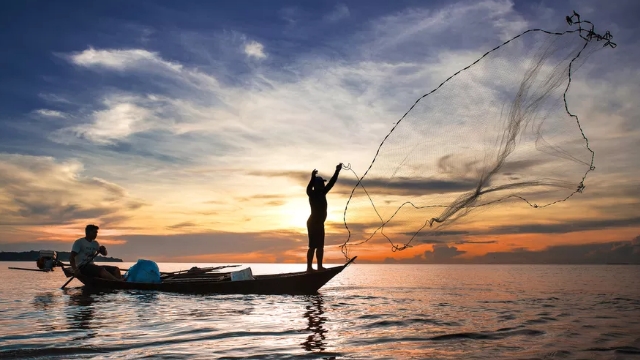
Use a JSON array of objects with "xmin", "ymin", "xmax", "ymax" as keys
[{"xmin": 307, "ymin": 218, "xmax": 325, "ymax": 249}]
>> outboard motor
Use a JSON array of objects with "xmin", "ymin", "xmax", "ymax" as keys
[{"xmin": 36, "ymin": 250, "xmax": 58, "ymax": 272}]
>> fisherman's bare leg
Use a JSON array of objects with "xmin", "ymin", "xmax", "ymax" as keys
[
  {"xmin": 307, "ymin": 248, "xmax": 315, "ymax": 272},
  {"xmin": 104, "ymin": 265, "xmax": 122, "ymax": 280},
  {"xmin": 317, "ymin": 248, "xmax": 326, "ymax": 271},
  {"xmin": 98, "ymin": 267, "xmax": 122, "ymax": 281}
]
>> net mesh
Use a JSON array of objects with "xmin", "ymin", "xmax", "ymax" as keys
[{"xmin": 340, "ymin": 12, "xmax": 616, "ymax": 259}]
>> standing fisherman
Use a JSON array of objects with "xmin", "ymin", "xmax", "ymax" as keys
[{"xmin": 306, "ymin": 164, "xmax": 342, "ymax": 271}]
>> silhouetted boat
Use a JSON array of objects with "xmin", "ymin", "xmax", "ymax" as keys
[{"xmin": 62, "ymin": 257, "xmax": 356, "ymax": 295}]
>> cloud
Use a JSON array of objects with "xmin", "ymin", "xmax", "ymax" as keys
[
  {"xmin": 430, "ymin": 230, "xmax": 470, "ymax": 237},
  {"xmin": 407, "ymin": 230, "xmax": 496, "ymax": 245},
  {"xmin": 413, "ymin": 238, "xmax": 446, "ymax": 244},
  {"xmin": 423, "ymin": 244, "xmax": 466, "ymax": 261},
  {"xmin": 248, "ymin": 170, "xmax": 478, "ymax": 196},
  {"xmin": 38, "ymin": 93, "xmax": 72, "ymax": 104},
  {"xmin": 385, "ymin": 244, "xmax": 467, "ymax": 263},
  {"xmin": 0, "ymin": 154, "xmax": 139, "ymax": 226},
  {"xmin": 244, "ymin": 40, "xmax": 267, "ymax": 59},
  {"xmin": 383, "ymin": 235, "xmax": 640, "ymax": 264},
  {"xmin": 166, "ymin": 221, "xmax": 198, "ymax": 230},
  {"xmin": 68, "ymin": 47, "xmax": 183, "ymax": 72},
  {"xmin": 486, "ymin": 217, "xmax": 640, "ymax": 235},
  {"xmin": 454, "ymin": 239, "xmax": 497, "ymax": 244},
  {"xmin": 324, "ymin": 4, "xmax": 350, "ymax": 22},
  {"xmin": 33, "ymin": 109, "xmax": 66, "ymax": 118},
  {"xmin": 107, "ymin": 230, "xmax": 306, "ymax": 261},
  {"xmin": 341, "ymin": 177, "xmax": 480, "ymax": 196},
  {"xmin": 56, "ymin": 97, "xmax": 156, "ymax": 144},
  {"xmin": 474, "ymin": 237, "xmax": 640, "ymax": 264}
]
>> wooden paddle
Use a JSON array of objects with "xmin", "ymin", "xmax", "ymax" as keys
[{"xmin": 60, "ymin": 251, "xmax": 100, "ymax": 289}]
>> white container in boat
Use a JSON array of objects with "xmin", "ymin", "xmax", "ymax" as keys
[{"xmin": 230, "ymin": 268, "xmax": 254, "ymax": 281}]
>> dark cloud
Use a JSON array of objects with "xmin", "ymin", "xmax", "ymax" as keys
[
  {"xmin": 500, "ymin": 159, "xmax": 549, "ymax": 174},
  {"xmin": 384, "ymin": 244, "xmax": 466, "ymax": 264},
  {"xmin": 326, "ymin": 221, "xmax": 377, "ymax": 233},
  {"xmin": 236, "ymin": 194, "xmax": 285, "ymax": 202},
  {"xmin": 246, "ymin": 170, "xmax": 305, "ymax": 180},
  {"xmin": 413, "ymin": 238, "xmax": 446, "ymax": 244},
  {"xmin": 382, "ymin": 236, "xmax": 640, "ymax": 264},
  {"xmin": 246, "ymin": 170, "xmax": 476, "ymax": 196},
  {"xmin": 126, "ymin": 201, "xmax": 147, "ymax": 210},
  {"xmin": 111, "ymin": 231, "xmax": 305, "ymax": 260},
  {"xmin": 403, "ymin": 231, "xmax": 495, "ymax": 245},
  {"xmin": 432, "ymin": 230, "xmax": 471, "ymax": 236},
  {"xmin": 406, "ymin": 230, "xmax": 470, "ymax": 237},
  {"xmin": 265, "ymin": 200, "xmax": 285, "ymax": 206},
  {"xmin": 384, "ymin": 254, "xmax": 426, "ymax": 264},
  {"xmin": 103, "ymin": 141, "xmax": 186, "ymax": 164},
  {"xmin": 473, "ymin": 237, "xmax": 640, "ymax": 264},
  {"xmin": 454, "ymin": 239, "xmax": 497, "ymax": 244},
  {"xmin": 337, "ymin": 177, "xmax": 477, "ymax": 196},
  {"xmin": 3, "ymin": 198, "xmax": 115, "ymax": 226},
  {"xmin": 423, "ymin": 244, "xmax": 466, "ymax": 261},
  {"xmin": 0, "ymin": 230, "xmax": 308, "ymax": 262},
  {"xmin": 485, "ymin": 217, "xmax": 640, "ymax": 235},
  {"xmin": 166, "ymin": 221, "xmax": 198, "ymax": 230},
  {"xmin": 98, "ymin": 215, "xmax": 133, "ymax": 227}
]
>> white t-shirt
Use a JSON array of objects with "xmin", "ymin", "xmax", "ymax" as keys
[{"xmin": 71, "ymin": 237, "xmax": 100, "ymax": 266}]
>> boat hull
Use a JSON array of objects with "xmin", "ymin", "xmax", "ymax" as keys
[{"xmin": 62, "ymin": 258, "xmax": 355, "ymax": 295}]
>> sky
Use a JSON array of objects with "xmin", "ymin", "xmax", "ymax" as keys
[{"xmin": 0, "ymin": 0, "xmax": 638, "ymax": 263}]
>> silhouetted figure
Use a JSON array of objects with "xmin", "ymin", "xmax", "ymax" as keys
[
  {"xmin": 70, "ymin": 224, "xmax": 122, "ymax": 281},
  {"xmin": 306, "ymin": 164, "xmax": 342, "ymax": 271}
]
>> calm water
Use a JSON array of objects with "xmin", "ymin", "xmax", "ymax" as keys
[{"xmin": 0, "ymin": 263, "xmax": 639, "ymax": 359}]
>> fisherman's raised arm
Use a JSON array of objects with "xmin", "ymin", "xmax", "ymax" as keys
[{"xmin": 324, "ymin": 163, "xmax": 342, "ymax": 194}]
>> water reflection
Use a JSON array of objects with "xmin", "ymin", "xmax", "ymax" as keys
[
  {"xmin": 32, "ymin": 292, "xmax": 58, "ymax": 332},
  {"xmin": 301, "ymin": 295, "xmax": 328, "ymax": 352},
  {"xmin": 32, "ymin": 292, "xmax": 56, "ymax": 311},
  {"xmin": 64, "ymin": 288, "xmax": 98, "ymax": 340},
  {"xmin": 128, "ymin": 290, "xmax": 159, "ymax": 322}
]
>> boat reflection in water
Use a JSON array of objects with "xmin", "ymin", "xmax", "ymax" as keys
[{"xmin": 301, "ymin": 295, "xmax": 328, "ymax": 352}]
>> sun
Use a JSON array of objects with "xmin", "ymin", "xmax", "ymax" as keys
[{"xmin": 278, "ymin": 199, "xmax": 310, "ymax": 232}]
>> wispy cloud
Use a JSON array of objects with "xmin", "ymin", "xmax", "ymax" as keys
[
  {"xmin": 0, "ymin": 154, "xmax": 143, "ymax": 227},
  {"xmin": 69, "ymin": 47, "xmax": 183, "ymax": 72},
  {"xmin": 53, "ymin": 96, "xmax": 156, "ymax": 144},
  {"xmin": 33, "ymin": 109, "xmax": 66, "ymax": 118}
]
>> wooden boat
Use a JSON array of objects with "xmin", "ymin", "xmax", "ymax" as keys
[{"xmin": 62, "ymin": 257, "xmax": 356, "ymax": 295}]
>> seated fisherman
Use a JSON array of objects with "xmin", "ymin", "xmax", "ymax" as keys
[{"xmin": 70, "ymin": 224, "xmax": 123, "ymax": 281}]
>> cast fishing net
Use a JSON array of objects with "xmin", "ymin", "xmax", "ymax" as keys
[{"xmin": 340, "ymin": 12, "xmax": 616, "ymax": 259}]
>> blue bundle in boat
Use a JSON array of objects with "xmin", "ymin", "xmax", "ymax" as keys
[{"xmin": 125, "ymin": 259, "xmax": 161, "ymax": 283}]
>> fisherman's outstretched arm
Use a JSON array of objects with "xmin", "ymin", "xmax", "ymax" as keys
[{"xmin": 325, "ymin": 163, "xmax": 342, "ymax": 193}]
